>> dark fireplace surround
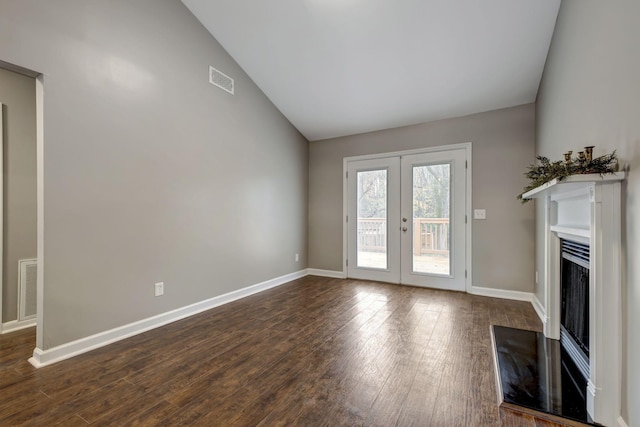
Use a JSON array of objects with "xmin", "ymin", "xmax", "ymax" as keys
[{"xmin": 560, "ymin": 239, "xmax": 590, "ymax": 381}]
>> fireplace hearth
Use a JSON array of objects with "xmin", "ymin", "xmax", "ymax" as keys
[{"xmin": 492, "ymin": 325, "xmax": 598, "ymax": 425}]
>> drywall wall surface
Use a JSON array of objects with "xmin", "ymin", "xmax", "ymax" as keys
[
  {"xmin": 309, "ymin": 104, "xmax": 536, "ymax": 292},
  {"xmin": 0, "ymin": 0, "xmax": 308, "ymax": 348},
  {"xmin": 536, "ymin": 0, "xmax": 640, "ymax": 423},
  {"xmin": 0, "ymin": 68, "xmax": 37, "ymax": 323}
]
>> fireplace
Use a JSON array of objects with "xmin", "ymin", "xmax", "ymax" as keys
[
  {"xmin": 560, "ymin": 239, "xmax": 590, "ymax": 381},
  {"xmin": 492, "ymin": 239, "xmax": 596, "ymax": 424},
  {"xmin": 521, "ymin": 172, "xmax": 624, "ymax": 426}
]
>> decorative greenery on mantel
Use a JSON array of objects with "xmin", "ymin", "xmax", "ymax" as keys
[{"xmin": 518, "ymin": 147, "xmax": 619, "ymax": 202}]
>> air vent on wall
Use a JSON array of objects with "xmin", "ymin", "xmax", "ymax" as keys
[
  {"xmin": 209, "ymin": 66, "xmax": 234, "ymax": 94},
  {"xmin": 18, "ymin": 259, "xmax": 37, "ymax": 321}
]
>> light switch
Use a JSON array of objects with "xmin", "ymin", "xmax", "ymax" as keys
[{"xmin": 474, "ymin": 209, "xmax": 486, "ymax": 220}]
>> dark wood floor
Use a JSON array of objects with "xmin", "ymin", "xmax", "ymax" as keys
[{"xmin": 0, "ymin": 276, "xmax": 559, "ymax": 426}]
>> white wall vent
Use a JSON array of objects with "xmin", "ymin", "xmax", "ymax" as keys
[
  {"xmin": 209, "ymin": 66, "xmax": 234, "ymax": 94},
  {"xmin": 18, "ymin": 259, "xmax": 37, "ymax": 321}
]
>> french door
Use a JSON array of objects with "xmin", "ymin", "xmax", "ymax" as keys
[{"xmin": 346, "ymin": 147, "xmax": 468, "ymax": 291}]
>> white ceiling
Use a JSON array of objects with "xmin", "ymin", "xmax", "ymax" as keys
[{"xmin": 182, "ymin": 0, "xmax": 560, "ymax": 141}]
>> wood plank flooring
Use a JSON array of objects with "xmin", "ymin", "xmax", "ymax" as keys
[{"xmin": 0, "ymin": 276, "xmax": 554, "ymax": 426}]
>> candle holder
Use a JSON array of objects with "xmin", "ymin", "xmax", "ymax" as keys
[
  {"xmin": 563, "ymin": 151, "xmax": 573, "ymax": 164},
  {"xmin": 584, "ymin": 146, "xmax": 595, "ymax": 162},
  {"xmin": 578, "ymin": 151, "xmax": 586, "ymax": 163}
]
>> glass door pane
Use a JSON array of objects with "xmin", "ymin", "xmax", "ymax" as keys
[
  {"xmin": 412, "ymin": 164, "xmax": 450, "ymax": 275},
  {"xmin": 347, "ymin": 157, "xmax": 400, "ymax": 283},
  {"xmin": 357, "ymin": 169, "xmax": 387, "ymax": 269},
  {"xmin": 401, "ymin": 148, "xmax": 465, "ymax": 290}
]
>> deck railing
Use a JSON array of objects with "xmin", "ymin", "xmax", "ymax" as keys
[
  {"xmin": 357, "ymin": 218, "xmax": 388, "ymax": 253},
  {"xmin": 413, "ymin": 218, "xmax": 449, "ymax": 255},
  {"xmin": 357, "ymin": 218, "xmax": 449, "ymax": 255}
]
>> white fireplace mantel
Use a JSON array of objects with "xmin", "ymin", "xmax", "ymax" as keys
[{"xmin": 523, "ymin": 172, "xmax": 625, "ymax": 426}]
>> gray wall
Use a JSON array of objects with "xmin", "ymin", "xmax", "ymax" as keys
[
  {"xmin": 536, "ymin": 0, "xmax": 640, "ymax": 424},
  {"xmin": 0, "ymin": 68, "xmax": 37, "ymax": 323},
  {"xmin": 309, "ymin": 104, "xmax": 536, "ymax": 292},
  {"xmin": 0, "ymin": 0, "xmax": 308, "ymax": 348}
]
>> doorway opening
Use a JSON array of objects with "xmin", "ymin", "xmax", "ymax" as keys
[{"xmin": 0, "ymin": 60, "xmax": 44, "ymax": 361}]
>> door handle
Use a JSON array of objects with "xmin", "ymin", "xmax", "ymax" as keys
[
  {"xmin": 402, "ymin": 217, "xmax": 408, "ymax": 222},
  {"xmin": 402, "ymin": 227, "xmax": 408, "ymax": 232}
]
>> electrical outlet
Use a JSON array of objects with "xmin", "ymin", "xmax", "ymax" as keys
[
  {"xmin": 154, "ymin": 282, "xmax": 164, "ymax": 297},
  {"xmin": 295, "ymin": 253, "xmax": 299, "ymax": 262}
]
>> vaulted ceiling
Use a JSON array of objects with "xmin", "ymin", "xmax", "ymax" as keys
[{"xmin": 182, "ymin": 0, "xmax": 561, "ymax": 141}]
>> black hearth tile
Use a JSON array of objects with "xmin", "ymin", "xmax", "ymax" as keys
[{"xmin": 492, "ymin": 325, "xmax": 598, "ymax": 426}]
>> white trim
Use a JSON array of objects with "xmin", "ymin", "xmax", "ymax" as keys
[
  {"xmin": 35, "ymin": 75, "xmax": 44, "ymax": 350},
  {"xmin": 546, "ymin": 197, "xmax": 561, "ymax": 340},
  {"xmin": 471, "ymin": 287, "xmax": 549, "ymax": 326},
  {"xmin": 531, "ymin": 294, "xmax": 547, "ymax": 326},
  {"xmin": 587, "ymin": 380, "xmax": 596, "ymax": 417},
  {"xmin": 0, "ymin": 102, "xmax": 4, "ymax": 331},
  {"xmin": 25, "ymin": 270, "xmax": 551, "ymax": 370},
  {"xmin": 342, "ymin": 142, "xmax": 473, "ymax": 163},
  {"xmin": 522, "ymin": 172, "xmax": 625, "ymax": 200},
  {"xmin": 28, "ymin": 269, "xmax": 307, "ymax": 368},
  {"xmin": 307, "ymin": 268, "xmax": 345, "ymax": 279},
  {"xmin": 342, "ymin": 156, "xmax": 348, "ymax": 277},
  {"xmin": 1, "ymin": 319, "xmax": 36, "ymax": 334},
  {"xmin": 617, "ymin": 416, "xmax": 629, "ymax": 427},
  {"xmin": 465, "ymin": 143, "xmax": 472, "ymax": 293},
  {"xmin": 468, "ymin": 285, "xmax": 534, "ymax": 302}
]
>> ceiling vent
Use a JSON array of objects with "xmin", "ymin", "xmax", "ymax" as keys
[{"xmin": 209, "ymin": 66, "xmax": 234, "ymax": 95}]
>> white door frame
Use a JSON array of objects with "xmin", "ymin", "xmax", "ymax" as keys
[
  {"xmin": 342, "ymin": 142, "xmax": 472, "ymax": 292},
  {"xmin": 35, "ymin": 75, "xmax": 44, "ymax": 351},
  {"xmin": 0, "ymin": 64, "xmax": 44, "ymax": 352},
  {"xmin": 0, "ymin": 102, "xmax": 4, "ymax": 332}
]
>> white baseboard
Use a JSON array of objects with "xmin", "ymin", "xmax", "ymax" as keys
[
  {"xmin": 617, "ymin": 416, "xmax": 629, "ymax": 427},
  {"xmin": 28, "ymin": 269, "xmax": 307, "ymax": 368},
  {"xmin": 468, "ymin": 285, "xmax": 534, "ymax": 302},
  {"xmin": 1, "ymin": 318, "xmax": 37, "ymax": 334},
  {"xmin": 531, "ymin": 294, "xmax": 547, "ymax": 326},
  {"xmin": 587, "ymin": 379, "xmax": 596, "ymax": 418},
  {"xmin": 307, "ymin": 268, "xmax": 345, "ymax": 279}
]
